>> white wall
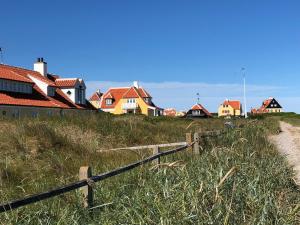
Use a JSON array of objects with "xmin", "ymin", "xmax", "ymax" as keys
[
  {"xmin": 28, "ymin": 75, "xmax": 49, "ymax": 95},
  {"xmin": 61, "ymin": 88, "xmax": 76, "ymax": 103},
  {"xmin": 61, "ymin": 85, "xmax": 86, "ymax": 104},
  {"xmin": 33, "ymin": 62, "xmax": 47, "ymax": 76}
]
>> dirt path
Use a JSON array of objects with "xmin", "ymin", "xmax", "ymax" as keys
[{"xmin": 270, "ymin": 121, "xmax": 300, "ymax": 184}]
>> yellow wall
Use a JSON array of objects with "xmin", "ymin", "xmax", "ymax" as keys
[
  {"xmin": 89, "ymin": 100, "xmax": 100, "ymax": 109},
  {"xmin": 218, "ymin": 105, "xmax": 241, "ymax": 117},
  {"xmin": 113, "ymin": 97, "xmax": 152, "ymax": 116}
]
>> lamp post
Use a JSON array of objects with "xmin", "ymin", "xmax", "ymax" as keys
[{"xmin": 242, "ymin": 68, "xmax": 247, "ymax": 118}]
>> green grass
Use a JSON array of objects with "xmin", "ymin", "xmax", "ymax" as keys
[{"xmin": 0, "ymin": 113, "xmax": 299, "ymax": 224}]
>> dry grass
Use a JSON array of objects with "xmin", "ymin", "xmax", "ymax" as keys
[{"xmin": 0, "ymin": 113, "xmax": 299, "ymax": 224}]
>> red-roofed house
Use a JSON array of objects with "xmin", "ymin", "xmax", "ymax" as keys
[
  {"xmin": 0, "ymin": 58, "xmax": 95, "ymax": 117},
  {"xmin": 251, "ymin": 97, "xmax": 283, "ymax": 114},
  {"xmin": 89, "ymin": 81, "xmax": 163, "ymax": 116},
  {"xmin": 89, "ymin": 90, "xmax": 103, "ymax": 109},
  {"xmin": 186, "ymin": 103, "xmax": 212, "ymax": 118},
  {"xmin": 163, "ymin": 108, "xmax": 177, "ymax": 117},
  {"xmin": 218, "ymin": 100, "xmax": 242, "ymax": 117}
]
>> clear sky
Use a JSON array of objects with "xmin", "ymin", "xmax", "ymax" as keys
[{"xmin": 1, "ymin": 0, "xmax": 300, "ymax": 112}]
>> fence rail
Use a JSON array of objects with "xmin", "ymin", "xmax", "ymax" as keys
[
  {"xmin": 98, "ymin": 142, "xmax": 187, "ymax": 152},
  {"xmin": 0, "ymin": 130, "xmax": 221, "ymax": 213}
]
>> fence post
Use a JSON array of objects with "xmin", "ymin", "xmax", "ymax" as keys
[
  {"xmin": 152, "ymin": 146, "xmax": 160, "ymax": 166},
  {"xmin": 79, "ymin": 166, "xmax": 93, "ymax": 209},
  {"xmin": 186, "ymin": 133, "xmax": 192, "ymax": 151},
  {"xmin": 193, "ymin": 132, "xmax": 200, "ymax": 154}
]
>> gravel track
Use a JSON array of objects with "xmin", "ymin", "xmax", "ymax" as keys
[{"xmin": 270, "ymin": 121, "xmax": 300, "ymax": 184}]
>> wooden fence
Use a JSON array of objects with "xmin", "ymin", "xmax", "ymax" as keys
[{"xmin": 0, "ymin": 130, "xmax": 221, "ymax": 213}]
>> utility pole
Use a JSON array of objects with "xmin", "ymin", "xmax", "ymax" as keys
[{"xmin": 242, "ymin": 68, "xmax": 247, "ymax": 118}]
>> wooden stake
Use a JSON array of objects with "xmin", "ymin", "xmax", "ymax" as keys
[
  {"xmin": 186, "ymin": 133, "xmax": 192, "ymax": 152},
  {"xmin": 152, "ymin": 146, "xmax": 160, "ymax": 165},
  {"xmin": 193, "ymin": 132, "xmax": 200, "ymax": 154},
  {"xmin": 79, "ymin": 166, "xmax": 93, "ymax": 208}
]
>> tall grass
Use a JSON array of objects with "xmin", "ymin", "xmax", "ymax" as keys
[{"xmin": 0, "ymin": 114, "xmax": 299, "ymax": 224}]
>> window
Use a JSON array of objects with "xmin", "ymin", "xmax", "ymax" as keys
[
  {"xmin": 12, "ymin": 110, "xmax": 20, "ymax": 118},
  {"xmin": 48, "ymin": 87, "xmax": 56, "ymax": 97},
  {"xmin": 32, "ymin": 112, "xmax": 38, "ymax": 118},
  {"xmin": 127, "ymin": 99, "xmax": 136, "ymax": 103},
  {"xmin": 67, "ymin": 90, "xmax": 72, "ymax": 95},
  {"xmin": 106, "ymin": 98, "xmax": 113, "ymax": 105},
  {"xmin": 144, "ymin": 97, "xmax": 151, "ymax": 103},
  {"xmin": 2, "ymin": 111, "xmax": 6, "ymax": 116}
]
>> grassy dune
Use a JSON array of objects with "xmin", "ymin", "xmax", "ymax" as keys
[{"xmin": 0, "ymin": 114, "xmax": 299, "ymax": 224}]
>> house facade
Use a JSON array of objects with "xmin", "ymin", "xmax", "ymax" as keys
[
  {"xmin": 89, "ymin": 81, "xmax": 163, "ymax": 116},
  {"xmin": 186, "ymin": 103, "xmax": 212, "ymax": 118},
  {"xmin": 251, "ymin": 97, "xmax": 283, "ymax": 114},
  {"xmin": 218, "ymin": 100, "xmax": 242, "ymax": 117},
  {"xmin": 0, "ymin": 58, "xmax": 95, "ymax": 117}
]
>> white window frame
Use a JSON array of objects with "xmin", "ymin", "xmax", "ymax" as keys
[{"xmin": 106, "ymin": 98, "xmax": 113, "ymax": 105}]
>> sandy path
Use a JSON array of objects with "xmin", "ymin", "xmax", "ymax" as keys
[{"xmin": 270, "ymin": 121, "xmax": 300, "ymax": 184}]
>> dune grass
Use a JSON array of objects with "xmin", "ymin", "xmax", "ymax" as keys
[{"xmin": 0, "ymin": 113, "xmax": 299, "ymax": 224}]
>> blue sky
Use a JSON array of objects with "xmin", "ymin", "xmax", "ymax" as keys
[{"xmin": 1, "ymin": 0, "xmax": 300, "ymax": 112}]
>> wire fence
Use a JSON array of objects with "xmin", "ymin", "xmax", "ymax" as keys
[{"xmin": 0, "ymin": 135, "xmax": 199, "ymax": 213}]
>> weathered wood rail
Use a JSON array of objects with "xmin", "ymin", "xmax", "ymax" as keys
[{"xmin": 0, "ymin": 130, "xmax": 222, "ymax": 213}]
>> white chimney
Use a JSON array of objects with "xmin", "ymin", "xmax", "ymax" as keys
[
  {"xmin": 133, "ymin": 81, "xmax": 139, "ymax": 88},
  {"xmin": 34, "ymin": 57, "xmax": 47, "ymax": 76}
]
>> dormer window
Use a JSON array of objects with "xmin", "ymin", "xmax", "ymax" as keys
[
  {"xmin": 47, "ymin": 86, "xmax": 56, "ymax": 97},
  {"xmin": 144, "ymin": 97, "xmax": 151, "ymax": 103},
  {"xmin": 106, "ymin": 98, "xmax": 113, "ymax": 105},
  {"xmin": 0, "ymin": 79, "xmax": 32, "ymax": 94}
]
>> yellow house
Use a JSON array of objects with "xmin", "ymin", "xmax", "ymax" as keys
[
  {"xmin": 89, "ymin": 82, "xmax": 162, "ymax": 116},
  {"xmin": 218, "ymin": 100, "xmax": 242, "ymax": 117}
]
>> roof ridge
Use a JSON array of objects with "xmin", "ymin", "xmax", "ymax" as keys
[
  {"xmin": 56, "ymin": 78, "xmax": 78, "ymax": 80},
  {"xmin": 0, "ymin": 63, "xmax": 38, "ymax": 73},
  {"xmin": 122, "ymin": 86, "xmax": 141, "ymax": 98},
  {"xmin": 1, "ymin": 69, "xmax": 34, "ymax": 83}
]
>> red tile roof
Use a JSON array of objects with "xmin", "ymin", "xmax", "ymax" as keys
[
  {"xmin": 0, "ymin": 64, "xmax": 89, "ymax": 110},
  {"xmin": 55, "ymin": 78, "xmax": 78, "ymax": 87},
  {"xmin": 191, "ymin": 104, "xmax": 212, "ymax": 117},
  {"xmin": 164, "ymin": 108, "xmax": 177, "ymax": 117},
  {"xmin": 222, "ymin": 100, "xmax": 241, "ymax": 110},
  {"xmin": 95, "ymin": 86, "xmax": 157, "ymax": 110},
  {"xmin": 0, "ymin": 64, "xmax": 55, "ymax": 86},
  {"xmin": 138, "ymin": 88, "xmax": 151, "ymax": 98},
  {"xmin": 0, "ymin": 67, "xmax": 34, "ymax": 84},
  {"xmin": 122, "ymin": 87, "xmax": 141, "ymax": 98},
  {"xmin": 100, "ymin": 88, "xmax": 129, "ymax": 109},
  {"xmin": 89, "ymin": 91, "xmax": 102, "ymax": 101}
]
